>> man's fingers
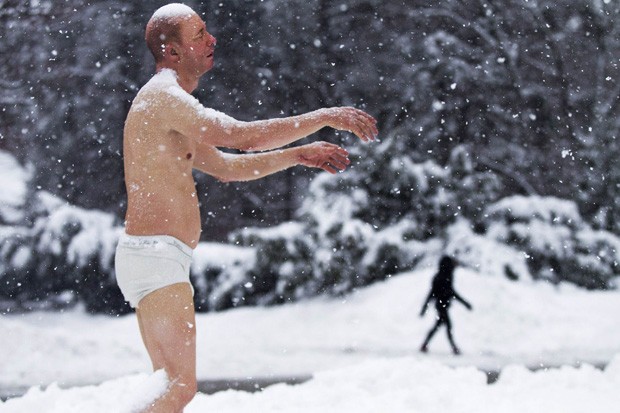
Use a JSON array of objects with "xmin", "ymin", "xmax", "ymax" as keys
[
  {"xmin": 318, "ymin": 154, "xmax": 349, "ymax": 173},
  {"xmin": 325, "ymin": 142, "xmax": 348, "ymax": 154},
  {"xmin": 351, "ymin": 108, "xmax": 377, "ymax": 126},
  {"xmin": 347, "ymin": 122, "xmax": 370, "ymax": 143},
  {"xmin": 357, "ymin": 112, "xmax": 379, "ymax": 139},
  {"xmin": 302, "ymin": 141, "xmax": 351, "ymax": 173},
  {"xmin": 331, "ymin": 151, "xmax": 350, "ymax": 164},
  {"xmin": 344, "ymin": 107, "xmax": 378, "ymax": 128},
  {"xmin": 328, "ymin": 157, "xmax": 349, "ymax": 171},
  {"xmin": 342, "ymin": 108, "xmax": 378, "ymax": 141},
  {"xmin": 321, "ymin": 163, "xmax": 339, "ymax": 174},
  {"xmin": 355, "ymin": 119, "xmax": 376, "ymax": 142},
  {"xmin": 319, "ymin": 143, "xmax": 349, "ymax": 157},
  {"xmin": 325, "ymin": 146, "xmax": 350, "ymax": 167},
  {"xmin": 333, "ymin": 149, "xmax": 350, "ymax": 160}
]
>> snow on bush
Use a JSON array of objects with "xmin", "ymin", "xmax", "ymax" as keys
[
  {"xmin": 2, "ymin": 143, "xmax": 616, "ymax": 315},
  {"xmin": 299, "ymin": 140, "xmax": 501, "ymax": 241},
  {"xmin": 0, "ymin": 189, "xmax": 266, "ymax": 313},
  {"xmin": 231, "ymin": 215, "xmax": 436, "ymax": 304},
  {"xmin": 32, "ymin": 192, "xmax": 120, "ymax": 271},
  {"xmin": 0, "ymin": 150, "xmax": 31, "ymax": 224},
  {"xmin": 231, "ymin": 175, "xmax": 617, "ymax": 304},
  {"xmin": 482, "ymin": 195, "xmax": 620, "ymax": 288},
  {"xmin": 191, "ymin": 242, "xmax": 257, "ymax": 311},
  {"xmin": 0, "ymin": 191, "xmax": 125, "ymax": 313},
  {"xmin": 445, "ymin": 219, "xmax": 532, "ymax": 282},
  {"xmin": 223, "ymin": 138, "xmax": 509, "ymax": 304}
]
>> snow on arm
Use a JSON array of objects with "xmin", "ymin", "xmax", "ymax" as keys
[
  {"xmin": 136, "ymin": 70, "xmax": 333, "ymax": 151},
  {"xmin": 164, "ymin": 83, "xmax": 322, "ymax": 151},
  {"xmin": 165, "ymin": 84, "xmax": 238, "ymax": 137},
  {"xmin": 137, "ymin": 69, "xmax": 240, "ymax": 147}
]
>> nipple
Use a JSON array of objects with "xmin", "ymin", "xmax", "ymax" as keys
[{"xmin": 186, "ymin": 153, "xmax": 192, "ymax": 160}]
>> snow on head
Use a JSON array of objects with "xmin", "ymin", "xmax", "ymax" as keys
[{"xmin": 151, "ymin": 3, "xmax": 196, "ymax": 21}]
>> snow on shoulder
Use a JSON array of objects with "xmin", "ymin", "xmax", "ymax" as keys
[
  {"xmin": 151, "ymin": 3, "xmax": 195, "ymax": 21},
  {"xmin": 133, "ymin": 68, "xmax": 237, "ymax": 130}
]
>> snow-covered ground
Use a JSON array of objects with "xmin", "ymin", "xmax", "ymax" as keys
[{"xmin": 2, "ymin": 267, "xmax": 620, "ymax": 412}]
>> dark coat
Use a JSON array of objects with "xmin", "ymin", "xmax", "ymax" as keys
[{"xmin": 420, "ymin": 256, "xmax": 472, "ymax": 317}]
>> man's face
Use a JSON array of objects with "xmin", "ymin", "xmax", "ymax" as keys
[{"xmin": 177, "ymin": 13, "xmax": 217, "ymax": 76}]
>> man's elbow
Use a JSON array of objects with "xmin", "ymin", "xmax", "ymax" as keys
[
  {"xmin": 218, "ymin": 121, "xmax": 261, "ymax": 151},
  {"xmin": 234, "ymin": 138, "xmax": 267, "ymax": 152},
  {"xmin": 216, "ymin": 168, "xmax": 261, "ymax": 182},
  {"xmin": 235, "ymin": 143, "xmax": 257, "ymax": 152},
  {"xmin": 215, "ymin": 174, "xmax": 233, "ymax": 183},
  {"xmin": 214, "ymin": 171, "xmax": 250, "ymax": 183},
  {"xmin": 232, "ymin": 125, "xmax": 270, "ymax": 151}
]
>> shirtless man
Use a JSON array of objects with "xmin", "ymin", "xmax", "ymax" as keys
[{"xmin": 114, "ymin": 3, "xmax": 378, "ymax": 412}]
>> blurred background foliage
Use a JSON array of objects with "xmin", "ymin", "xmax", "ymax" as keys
[{"xmin": 0, "ymin": 0, "xmax": 618, "ymax": 313}]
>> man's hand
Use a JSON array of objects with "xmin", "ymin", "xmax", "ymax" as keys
[
  {"xmin": 297, "ymin": 142, "xmax": 351, "ymax": 174},
  {"xmin": 322, "ymin": 107, "xmax": 378, "ymax": 143}
]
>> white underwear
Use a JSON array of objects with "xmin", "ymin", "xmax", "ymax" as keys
[{"xmin": 115, "ymin": 233, "xmax": 194, "ymax": 308}]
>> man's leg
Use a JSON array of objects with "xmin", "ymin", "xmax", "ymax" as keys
[
  {"xmin": 420, "ymin": 318, "xmax": 442, "ymax": 352},
  {"xmin": 136, "ymin": 282, "xmax": 197, "ymax": 413},
  {"xmin": 444, "ymin": 314, "xmax": 460, "ymax": 355}
]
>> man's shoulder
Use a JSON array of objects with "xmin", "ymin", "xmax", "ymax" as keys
[
  {"xmin": 130, "ymin": 81, "xmax": 187, "ymax": 115},
  {"xmin": 139, "ymin": 79, "xmax": 202, "ymax": 111}
]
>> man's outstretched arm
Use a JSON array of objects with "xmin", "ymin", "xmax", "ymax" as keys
[
  {"xmin": 220, "ymin": 107, "xmax": 378, "ymax": 151},
  {"xmin": 193, "ymin": 140, "xmax": 350, "ymax": 182},
  {"xmin": 168, "ymin": 93, "xmax": 378, "ymax": 151}
]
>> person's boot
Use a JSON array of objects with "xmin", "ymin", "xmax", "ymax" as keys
[
  {"xmin": 452, "ymin": 346, "xmax": 461, "ymax": 355},
  {"xmin": 419, "ymin": 344, "xmax": 428, "ymax": 353}
]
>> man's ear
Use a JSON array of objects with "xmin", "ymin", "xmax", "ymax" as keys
[{"xmin": 165, "ymin": 43, "xmax": 182, "ymax": 63}]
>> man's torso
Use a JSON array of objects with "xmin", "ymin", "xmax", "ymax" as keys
[{"xmin": 123, "ymin": 71, "xmax": 201, "ymax": 248}]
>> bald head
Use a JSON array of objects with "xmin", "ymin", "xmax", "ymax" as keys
[{"xmin": 145, "ymin": 3, "xmax": 197, "ymax": 63}]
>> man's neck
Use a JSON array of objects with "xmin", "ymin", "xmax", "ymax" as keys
[{"xmin": 156, "ymin": 64, "xmax": 199, "ymax": 93}]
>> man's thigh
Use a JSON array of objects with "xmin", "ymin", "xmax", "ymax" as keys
[{"xmin": 136, "ymin": 282, "xmax": 196, "ymax": 377}]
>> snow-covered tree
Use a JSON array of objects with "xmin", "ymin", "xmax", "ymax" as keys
[
  {"xmin": 0, "ymin": 190, "xmax": 125, "ymax": 313},
  {"xmin": 482, "ymin": 195, "xmax": 620, "ymax": 289},
  {"xmin": 1, "ymin": 0, "xmax": 619, "ymax": 313}
]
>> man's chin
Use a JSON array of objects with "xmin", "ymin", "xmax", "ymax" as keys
[
  {"xmin": 196, "ymin": 65, "xmax": 213, "ymax": 77},
  {"xmin": 202, "ymin": 61, "xmax": 214, "ymax": 74}
]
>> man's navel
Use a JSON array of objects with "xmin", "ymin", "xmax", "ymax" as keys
[{"xmin": 186, "ymin": 153, "xmax": 193, "ymax": 160}]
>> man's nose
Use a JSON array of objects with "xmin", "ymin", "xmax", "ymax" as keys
[{"xmin": 207, "ymin": 34, "xmax": 217, "ymax": 47}]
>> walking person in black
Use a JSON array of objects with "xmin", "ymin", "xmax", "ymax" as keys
[{"xmin": 419, "ymin": 256, "xmax": 473, "ymax": 355}]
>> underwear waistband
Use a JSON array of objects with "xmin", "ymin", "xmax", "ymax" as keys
[{"xmin": 119, "ymin": 232, "xmax": 194, "ymax": 257}]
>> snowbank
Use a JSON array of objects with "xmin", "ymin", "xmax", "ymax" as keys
[
  {"xmin": 192, "ymin": 356, "xmax": 620, "ymax": 413},
  {"xmin": 2, "ymin": 356, "xmax": 619, "ymax": 413},
  {"xmin": 0, "ymin": 371, "xmax": 167, "ymax": 413}
]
